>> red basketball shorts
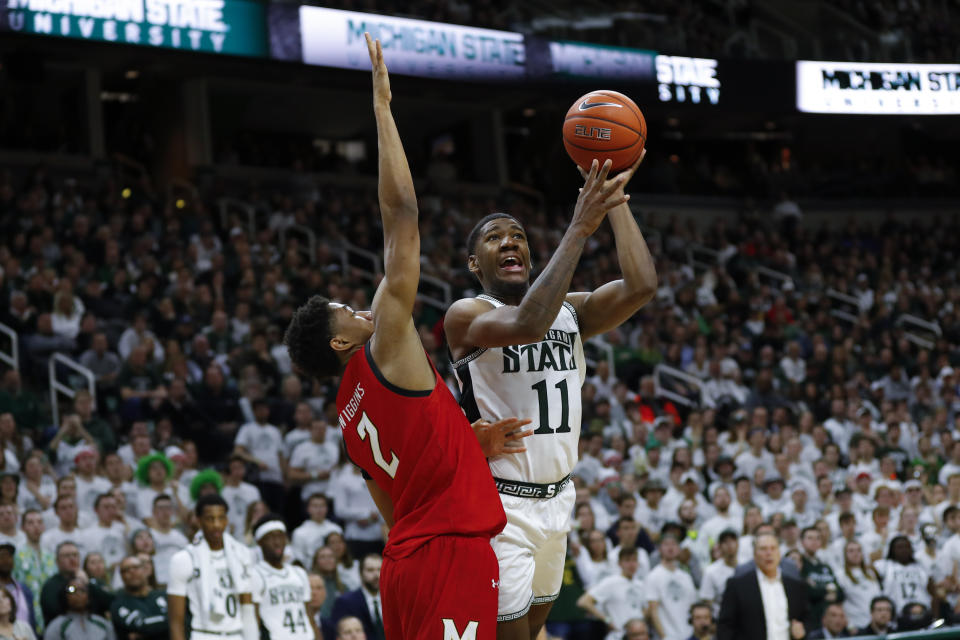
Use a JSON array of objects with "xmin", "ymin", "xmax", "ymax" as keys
[{"xmin": 381, "ymin": 535, "xmax": 499, "ymax": 640}]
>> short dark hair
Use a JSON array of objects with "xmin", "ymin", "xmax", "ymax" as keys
[
  {"xmin": 871, "ymin": 595, "xmax": 895, "ymax": 612},
  {"xmin": 717, "ymin": 529, "xmax": 738, "ymax": 544},
  {"xmin": 306, "ymin": 493, "xmax": 330, "ymax": 508},
  {"xmin": 801, "ymin": 526, "xmax": 820, "ymax": 538},
  {"xmin": 195, "ymin": 493, "xmax": 228, "ymax": 518},
  {"xmin": 690, "ymin": 600, "xmax": 712, "ymax": 619},
  {"xmin": 21, "ymin": 509, "xmax": 39, "ymax": 527},
  {"xmin": 465, "ymin": 212, "xmax": 519, "ymax": 256},
  {"xmin": 618, "ymin": 547, "xmax": 638, "ymax": 562},
  {"xmin": 944, "ymin": 505, "xmax": 960, "ymax": 521},
  {"xmin": 284, "ymin": 295, "xmax": 341, "ymax": 380},
  {"xmin": 93, "ymin": 493, "xmax": 114, "ymax": 509},
  {"xmin": 360, "ymin": 553, "xmax": 382, "ymax": 571},
  {"xmin": 153, "ymin": 494, "xmax": 173, "ymax": 508}
]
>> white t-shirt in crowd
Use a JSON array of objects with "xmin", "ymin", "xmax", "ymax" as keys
[
  {"xmin": 18, "ymin": 477, "xmax": 56, "ymax": 513},
  {"xmin": 151, "ymin": 527, "xmax": 190, "ymax": 586},
  {"xmin": 288, "ymin": 439, "xmax": 339, "ymax": 502},
  {"xmin": 699, "ymin": 559, "xmax": 736, "ymax": 617},
  {"xmin": 290, "ymin": 519, "xmax": 343, "ymax": 567},
  {"xmin": 74, "ymin": 475, "xmax": 112, "ymax": 513},
  {"xmin": 135, "ymin": 484, "xmax": 189, "ymax": 522},
  {"xmin": 77, "ymin": 522, "xmax": 127, "ymax": 569},
  {"xmin": 39, "ymin": 525, "xmax": 85, "ymax": 555},
  {"xmin": 835, "ymin": 566, "xmax": 881, "ymax": 629},
  {"xmin": 221, "ymin": 482, "xmax": 262, "ymax": 537},
  {"xmin": 587, "ymin": 573, "xmax": 645, "ymax": 640},
  {"xmin": 645, "ymin": 563, "xmax": 696, "ymax": 640},
  {"xmin": 235, "ymin": 422, "xmax": 284, "ymax": 484},
  {"xmin": 0, "ymin": 529, "xmax": 26, "ymax": 550},
  {"xmin": 328, "ymin": 468, "xmax": 382, "ymax": 542}
]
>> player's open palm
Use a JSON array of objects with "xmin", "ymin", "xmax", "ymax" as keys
[
  {"xmin": 572, "ymin": 158, "xmax": 630, "ymax": 236},
  {"xmin": 472, "ymin": 418, "xmax": 533, "ymax": 458},
  {"xmin": 364, "ymin": 32, "xmax": 391, "ymax": 104},
  {"xmin": 578, "ymin": 148, "xmax": 646, "ymax": 197}
]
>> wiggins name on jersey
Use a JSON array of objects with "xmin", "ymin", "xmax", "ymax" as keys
[{"xmin": 453, "ymin": 295, "xmax": 585, "ymax": 485}]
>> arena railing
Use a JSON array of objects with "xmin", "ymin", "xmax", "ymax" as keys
[
  {"xmin": 584, "ymin": 336, "xmax": 615, "ymax": 378},
  {"xmin": 417, "ymin": 274, "xmax": 452, "ymax": 316},
  {"xmin": 0, "ymin": 322, "xmax": 18, "ymax": 374},
  {"xmin": 858, "ymin": 624, "xmax": 960, "ymax": 639},
  {"xmin": 339, "ymin": 242, "xmax": 383, "ymax": 283},
  {"xmin": 49, "ymin": 353, "xmax": 96, "ymax": 428},
  {"xmin": 280, "ymin": 224, "xmax": 318, "ymax": 266},
  {"xmin": 218, "ymin": 197, "xmax": 258, "ymax": 237},
  {"xmin": 653, "ymin": 364, "xmax": 704, "ymax": 408},
  {"xmin": 826, "ymin": 288, "xmax": 861, "ymax": 325},
  {"xmin": 686, "ymin": 244, "xmax": 720, "ymax": 274},
  {"xmin": 754, "ymin": 265, "xmax": 795, "ymax": 292},
  {"xmin": 896, "ymin": 314, "xmax": 942, "ymax": 350}
]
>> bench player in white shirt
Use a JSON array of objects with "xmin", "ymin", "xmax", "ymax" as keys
[
  {"xmin": 446, "ymin": 155, "xmax": 657, "ymax": 638},
  {"xmin": 168, "ymin": 494, "xmax": 257, "ymax": 640},
  {"xmin": 250, "ymin": 513, "xmax": 318, "ymax": 640}
]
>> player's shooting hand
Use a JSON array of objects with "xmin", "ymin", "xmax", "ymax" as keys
[
  {"xmin": 364, "ymin": 32, "xmax": 391, "ymax": 104},
  {"xmin": 577, "ymin": 148, "xmax": 647, "ymax": 197},
  {"xmin": 572, "ymin": 159, "xmax": 630, "ymax": 237},
  {"xmin": 471, "ymin": 418, "xmax": 533, "ymax": 458}
]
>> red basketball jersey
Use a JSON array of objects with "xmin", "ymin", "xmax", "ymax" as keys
[{"xmin": 337, "ymin": 345, "xmax": 506, "ymax": 559}]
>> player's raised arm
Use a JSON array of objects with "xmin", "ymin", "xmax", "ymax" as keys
[
  {"xmin": 366, "ymin": 33, "xmax": 419, "ymax": 317},
  {"xmin": 363, "ymin": 33, "xmax": 434, "ymax": 390},
  {"xmin": 446, "ymin": 159, "xmax": 629, "ymax": 352},
  {"xmin": 567, "ymin": 150, "xmax": 658, "ymax": 339}
]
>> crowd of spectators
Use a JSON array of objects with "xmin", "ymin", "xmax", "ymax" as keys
[{"xmin": 0, "ymin": 158, "xmax": 958, "ymax": 639}]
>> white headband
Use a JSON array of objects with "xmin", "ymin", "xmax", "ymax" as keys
[{"xmin": 254, "ymin": 520, "xmax": 287, "ymax": 541}]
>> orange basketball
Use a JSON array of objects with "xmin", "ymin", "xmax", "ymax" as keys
[{"xmin": 563, "ymin": 90, "xmax": 646, "ymax": 172}]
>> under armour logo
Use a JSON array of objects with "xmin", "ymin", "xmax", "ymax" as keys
[{"xmin": 492, "ymin": 579, "xmax": 499, "ymax": 589}]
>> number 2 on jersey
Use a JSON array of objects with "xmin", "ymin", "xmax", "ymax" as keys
[
  {"xmin": 357, "ymin": 412, "xmax": 400, "ymax": 477},
  {"xmin": 532, "ymin": 379, "xmax": 571, "ymax": 435}
]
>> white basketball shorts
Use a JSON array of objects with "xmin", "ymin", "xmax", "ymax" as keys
[{"xmin": 492, "ymin": 481, "xmax": 576, "ymax": 621}]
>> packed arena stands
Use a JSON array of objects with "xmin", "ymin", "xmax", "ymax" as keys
[{"xmin": 1, "ymin": 0, "xmax": 960, "ymax": 638}]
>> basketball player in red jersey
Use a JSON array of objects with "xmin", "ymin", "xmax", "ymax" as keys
[{"xmin": 284, "ymin": 34, "xmax": 530, "ymax": 639}]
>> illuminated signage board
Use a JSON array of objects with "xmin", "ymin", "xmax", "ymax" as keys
[
  {"xmin": 548, "ymin": 41, "xmax": 655, "ymax": 81},
  {"xmin": 797, "ymin": 60, "xmax": 960, "ymax": 114},
  {"xmin": 0, "ymin": 0, "xmax": 268, "ymax": 56},
  {"xmin": 294, "ymin": 6, "xmax": 525, "ymax": 80},
  {"xmin": 656, "ymin": 55, "xmax": 721, "ymax": 106}
]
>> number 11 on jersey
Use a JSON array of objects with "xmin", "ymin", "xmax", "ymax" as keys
[
  {"xmin": 531, "ymin": 379, "xmax": 571, "ymax": 435},
  {"xmin": 357, "ymin": 412, "xmax": 400, "ymax": 478}
]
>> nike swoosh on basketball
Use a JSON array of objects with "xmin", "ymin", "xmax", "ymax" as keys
[{"xmin": 578, "ymin": 98, "xmax": 623, "ymax": 111}]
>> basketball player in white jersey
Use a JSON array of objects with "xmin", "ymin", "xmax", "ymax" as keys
[
  {"xmin": 250, "ymin": 513, "xmax": 318, "ymax": 640},
  {"xmin": 168, "ymin": 494, "xmax": 258, "ymax": 640},
  {"xmin": 445, "ymin": 154, "xmax": 657, "ymax": 639}
]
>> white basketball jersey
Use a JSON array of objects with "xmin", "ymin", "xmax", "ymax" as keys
[
  {"xmin": 250, "ymin": 562, "xmax": 312, "ymax": 640},
  {"xmin": 453, "ymin": 294, "xmax": 585, "ymax": 484}
]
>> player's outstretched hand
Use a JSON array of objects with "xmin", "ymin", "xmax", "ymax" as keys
[
  {"xmin": 471, "ymin": 418, "xmax": 533, "ymax": 458},
  {"xmin": 571, "ymin": 158, "xmax": 630, "ymax": 237},
  {"xmin": 577, "ymin": 148, "xmax": 646, "ymax": 197},
  {"xmin": 364, "ymin": 32, "xmax": 391, "ymax": 104}
]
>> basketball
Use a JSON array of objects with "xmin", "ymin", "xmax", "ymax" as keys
[{"xmin": 562, "ymin": 90, "xmax": 647, "ymax": 172}]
